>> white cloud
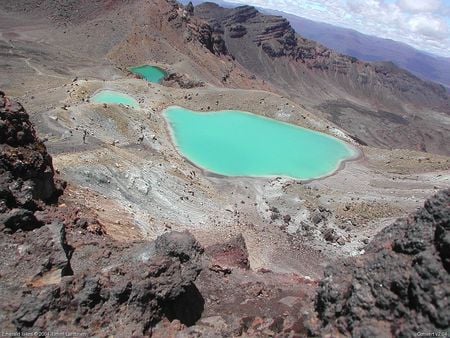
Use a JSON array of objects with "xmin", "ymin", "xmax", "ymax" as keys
[
  {"xmin": 408, "ymin": 14, "xmax": 449, "ymax": 39},
  {"xmin": 397, "ymin": 0, "xmax": 442, "ymax": 13}
]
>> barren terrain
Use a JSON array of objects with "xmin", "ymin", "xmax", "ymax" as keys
[{"xmin": 0, "ymin": 1, "xmax": 449, "ymax": 336}]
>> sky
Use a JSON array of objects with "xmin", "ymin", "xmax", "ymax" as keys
[{"xmin": 223, "ymin": 0, "xmax": 450, "ymax": 57}]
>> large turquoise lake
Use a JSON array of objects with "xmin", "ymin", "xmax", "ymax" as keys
[
  {"xmin": 91, "ymin": 90, "xmax": 140, "ymax": 109},
  {"xmin": 164, "ymin": 107, "xmax": 358, "ymax": 180},
  {"xmin": 130, "ymin": 65, "xmax": 167, "ymax": 83}
]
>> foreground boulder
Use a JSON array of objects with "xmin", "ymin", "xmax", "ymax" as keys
[
  {"xmin": 12, "ymin": 231, "xmax": 204, "ymax": 336},
  {"xmin": 206, "ymin": 234, "xmax": 251, "ymax": 272},
  {"xmin": 315, "ymin": 189, "xmax": 450, "ymax": 337}
]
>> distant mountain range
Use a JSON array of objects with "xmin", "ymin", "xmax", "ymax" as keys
[{"xmin": 182, "ymin": 0, "xmax": 450, "ymax": 88}]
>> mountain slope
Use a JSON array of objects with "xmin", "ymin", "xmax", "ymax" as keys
[
  {"xmin": 182, "ymin": 1, "xmax": 450, "ymax": 89},
  {"xmin": 195, "ymin": 3, "xmax": 450, "ymax": 155},
  {"xmin": 2, "ymin": 0, "xmax": 450, "ymax": 155},
  {"xmin": 271, "ymin": 11, "xmax": 450, "ymax": 89}
]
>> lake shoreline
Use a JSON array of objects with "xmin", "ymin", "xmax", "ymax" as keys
[{"xmin": 163, "ymin": 105, "xmax": 362, "ymax": 182}]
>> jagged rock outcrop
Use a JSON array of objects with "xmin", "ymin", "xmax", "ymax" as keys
[
  {"xmin": 226, "ymin": 5, "xmax": 258, "ymax": 23},
  {"xmin": 156, "ymin": 1, "xmax": 228, "ymax": 56},
  {"xmin": 229, "ymin": 24, "xmax": 247, "ymax": 38},
  {"xmin": 12, "ymin": 231, "xmax": 204, "ymax": 336},
  {"xmin": 185, "ymin": 1, "xmax": 194, "ymax": 16},
  {"xmin": 0, "ymin": 91, "xmax": 64, "ymax": 232},
  {"xmin": 191, "ymin": 22, "xmax": 228, "ymax": 56},
  {"xmin": 314, "ymin": 189, "xmax": 450, "ymax": 337},
  {"xmin": 2, "ymin": 224, "xmax": 204, "ymax": 336},
  {"xmin": 163, "ymin": 72, "xmax": 205, "ymax": 89}
]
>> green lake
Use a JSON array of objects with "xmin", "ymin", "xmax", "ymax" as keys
[
  {"xmin": 91, "ymin": 90, "xmax": 140, "ymax": 109},
  {"xmin": 130, "ymin": 65, "xmax": 167, "ymax": 83},
  {"xmin": 164, "ymin": 106, "xmax": 358, "ymax": 180}
]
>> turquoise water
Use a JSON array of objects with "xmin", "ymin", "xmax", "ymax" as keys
[
  {"xmin": 164, "ymin": 107, "xmax": 357, "ymax": 180},
  {"xmin": 91, "ymin": 90, "xmax": 140, "ymax": 109},
  {"xmin": 130, "ymin": 65, "xmax": 167, "ymax": 83}
]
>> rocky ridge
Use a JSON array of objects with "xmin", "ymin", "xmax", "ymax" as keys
[{"xmin": 196, "ymin": 3, "xmax": 448, "ymax": 107}]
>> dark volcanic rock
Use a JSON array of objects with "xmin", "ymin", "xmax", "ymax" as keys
[
  {"xmin": 163, "ymin": 72, "xmax": 205, "ymax": 89},
  {"xmin": 185, "ymin": 1, "xmax": 194, "ymax": 16},
  {"xmin": 229, "ymin": 24, "xmax": 247, "ymax": 38},
  {"xmin": 0, "ymin": 91, "xmax": 64, "ymax": 227},
  {"xmin": 9, "ymin": 231, "xmax": 204, "ymax": 336},
  {"xmin": 155, "ymin": 230, "xmax": 204, "ymax": 264},
  {"xmin": 0, "ymin": 208, "xmax": 40, "ymax": 232},
  {"xmin": 314, "ymin": 189, "xmax": 450, "ymax": 337},
  {"xmin": 206, "ymin": 234, "xmax": 250, "ymax": 270},
  {"xmin": 192, "ymin": 20, "xmax": 228, "ymax": 56},
  {"xmin": 225, "ymin": 5, "xmax": 258, "ymax": 24}
]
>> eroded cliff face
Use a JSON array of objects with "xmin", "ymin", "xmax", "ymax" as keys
[{"xmin": 196, "ymin": 3, "xmax": 448, "ymax": 106}]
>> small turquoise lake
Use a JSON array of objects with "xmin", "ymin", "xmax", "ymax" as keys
[
  {"xmin": 130, "ymin": 65, "xmax": 167, "ymax": 83},
  {"xmin": 164, "ymin": 107, "xmax": 358, "ymax": 180},
  {"xmin": 91, "ymin": 90, "xmax": 140, "ymax": 109}
]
